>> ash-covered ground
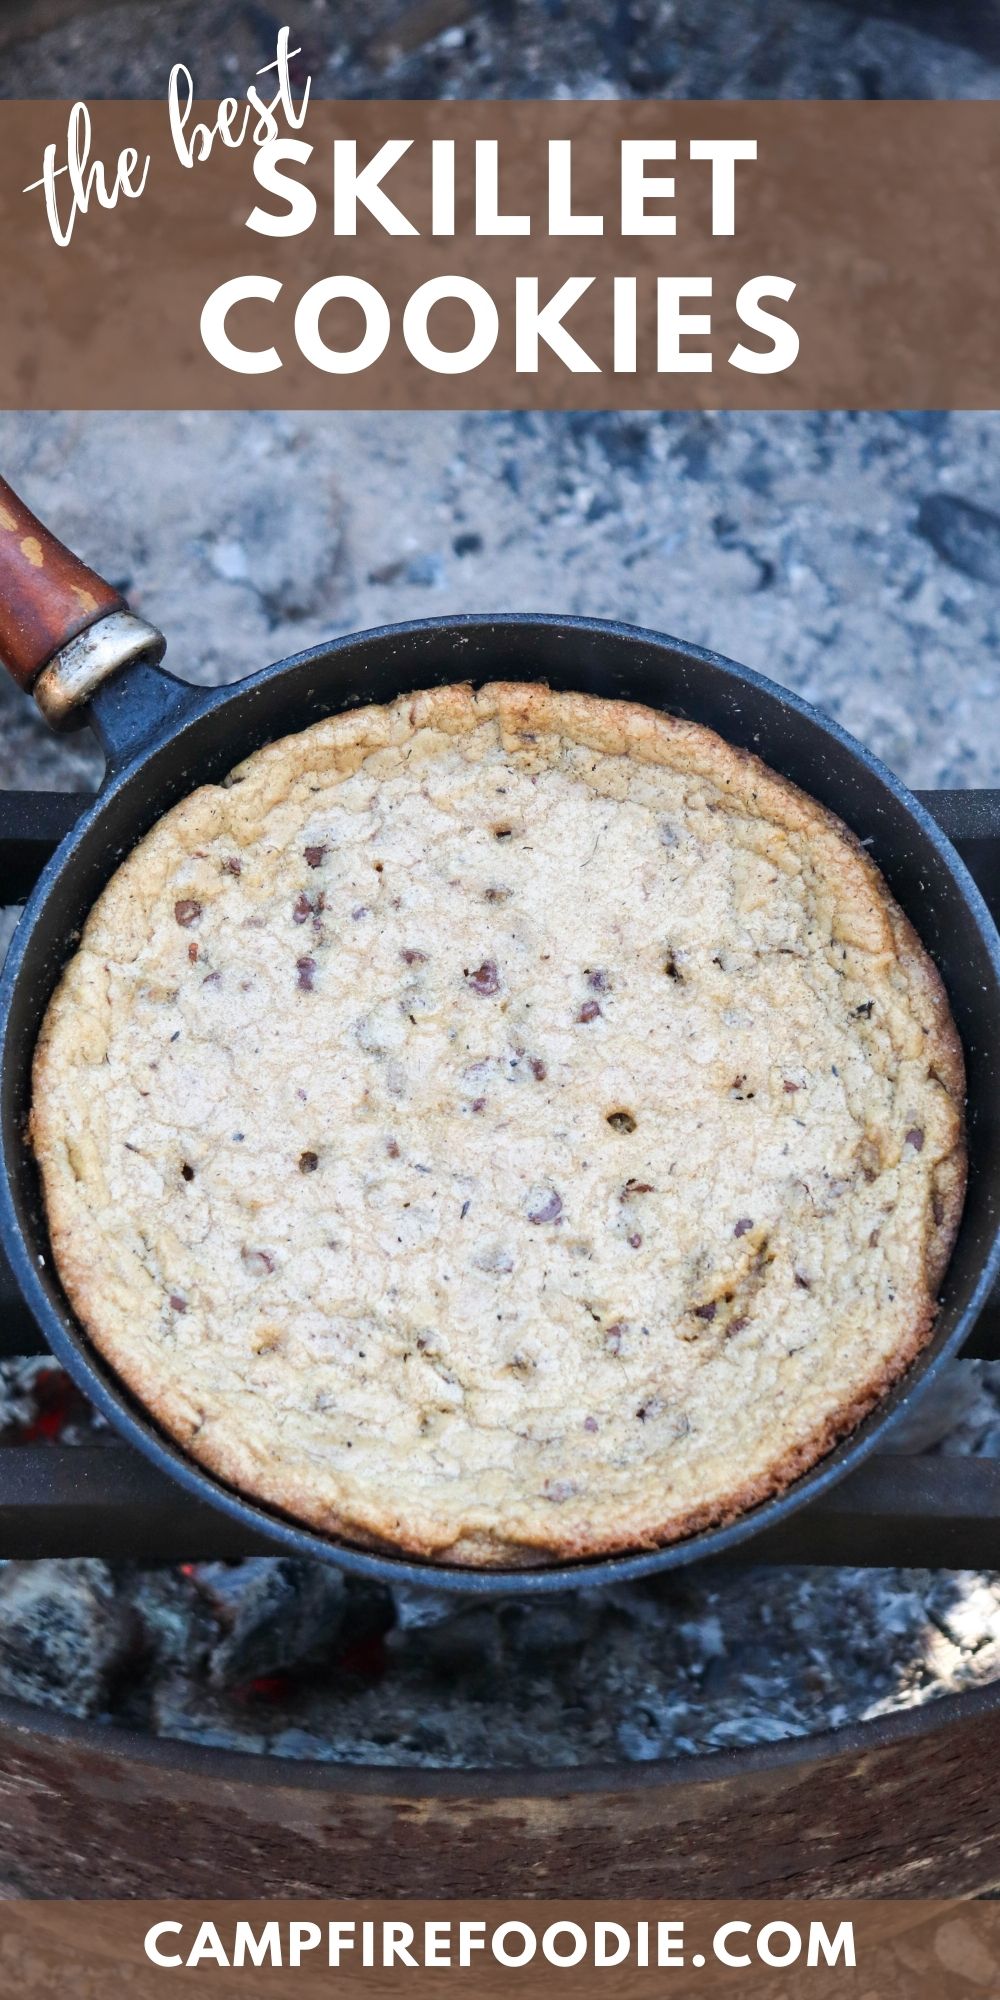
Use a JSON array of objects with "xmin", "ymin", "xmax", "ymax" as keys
[
  {"xmin": 3, "ymin": 409, "xmax": 1000, "ymax": 796},
  {"xmin": 2, "ymin": 0, "xmax": 999, "ymax": 101}
]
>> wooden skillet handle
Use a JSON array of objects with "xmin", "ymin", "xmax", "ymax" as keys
[
  {"xmin": 0, "ymin": 475, "xmax": 124, "ymax": 688},
  {"xmin": 0, "ymin": 474, "xmax": 165, "ymax": 728}
]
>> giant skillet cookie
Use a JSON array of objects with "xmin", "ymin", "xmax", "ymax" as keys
[{"xmin": 31, "ymin": 682, "xmax": 966, "ymax": 1564}]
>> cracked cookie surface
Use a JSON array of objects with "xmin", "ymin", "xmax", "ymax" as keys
[{"xmin": 30, "ymin": 682, "xmax": 966, "ymax": 1564}]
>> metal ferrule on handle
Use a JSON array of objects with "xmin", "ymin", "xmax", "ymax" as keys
[
  {"xmin": 33, "ymin": 610, "xmax": 166, "ymax": 727},
  {"xmin": 0, "ymin": 473, "xmax": 166, "ymax": 728}
]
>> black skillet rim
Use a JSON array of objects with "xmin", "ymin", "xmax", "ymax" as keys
[{"xmin": 2, "ymin": 613, "xmax": 999, "ymax": 1595}]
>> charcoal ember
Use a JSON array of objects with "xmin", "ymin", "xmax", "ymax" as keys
[
  {"xmin": 342, "ymin": 1574, "xmax": 395, "ymax": 1642},
  {"xmin": 406, "ymin": 1605, "xmax": 505, "ymax": 1685},
  {"xmin": 0, "ymin": 1358, "xmax": 105, "ymax": 1443},
  {"xmin": 129, "ymin": 1568, "xmax": 215, "ymax": 1673},
  {"xmin": 700, "ymin": 1640, "xmax": 776, "ymax": 1698},
  {"xmin": 938, "ymin": 1360, "xmax": 1000, "ymax": 1457},
  {"xmin": 617, "ymin": 1705, "xmax": 681, "ymax": 1762},
  {"xmin": 916, "ymin": 494, "xmax": 1000, "ymax": 585},
  {"xmin": 192, "ymin": 1558, "xmax": 355, "ymax": 1688},
  {"xmin": 503, "ymin": 1596, "xmax": 601, "ymax": 1663},
  {"xmin": 0, "ymin": 1561, "xmax": 136, "ymax": 1719},
  {"xmin": 389, "ymin": 1585, "xmax": 466, "ymax": 1631},
  {"xmin": 151, "ymin": 1672, "xmax": 271, "ymax": 1755},
  {"xmin": 0, "ymin": 1360, "xmax": 46, "ymax": 1436},
  {"xmin": 676, "ymin": 1611, "xmax": 726, "ymax": 1666},
  {"xmin": 884, "ymin": 1361, "xmax": 984, "ymax": 1453}
]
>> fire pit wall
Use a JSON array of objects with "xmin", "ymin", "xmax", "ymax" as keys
[{"xmin": 3, "ymin": 1681, "xmax": 1000, "ymax": 1899}]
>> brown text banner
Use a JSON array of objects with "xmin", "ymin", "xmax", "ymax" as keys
[
  {"xmin": 5, "ymin": 1900, "xmax": 1000, "ymax": 1999},
  {"xmin": 0, "ymin": 101, "xmax": 998, "ymax": 410}
]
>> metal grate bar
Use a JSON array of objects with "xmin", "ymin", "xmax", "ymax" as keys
[
  {"xmin": 748, "ymin": 1454, "xmax": 1000, "ymax": 1569},
  {"xmin": 0, "ymin": 791, "xmax": 90, "ymax": 903},
  {"xmin": 0, "ymin": 1444, "xmax": 997, "ymax": 1568},
  {"xmin": 0, "ymin": 1446, "xmax": 277, "ymax": 1560}
]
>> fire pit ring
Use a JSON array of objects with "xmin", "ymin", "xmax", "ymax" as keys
[{"xmin": 1, "ymin": 1674, "xmax": 1000, "ymax": 1899}]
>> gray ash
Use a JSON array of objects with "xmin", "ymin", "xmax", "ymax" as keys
[
  {"xmin": 1, "ymin": 1547, "xmax": 1000, "ymax": 1766},
  {"xmin": 3, "ymin": 0, "xmax": 999, "ymax": 104}
]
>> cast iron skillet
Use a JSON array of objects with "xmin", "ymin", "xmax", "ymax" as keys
[{"xmin": 1, "ymin": 473, "xmax": 998, "ymax": 1594}]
